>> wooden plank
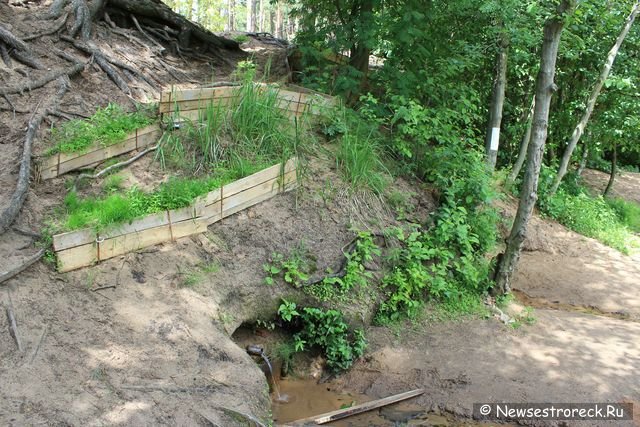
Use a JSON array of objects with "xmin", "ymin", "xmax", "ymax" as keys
[
  {"xmin": 160, "ymin": 86, "xmax": 237, "ymax": 103},
  {"xmin": 57, "ymin": 138, "xmax": 137, "ymax": 175},
  {"xmin": 99, "ymin": 224, "xmax": 172, "ymax": 260},
  {"xmin": 38, "ymin": 162, "xmax": 59, "ymax": 180},
  {"xmin": 57, "ymin": 243, "xmax": 98, "ymax": 272},
  {"xmin": 203, "ymin": 188, "xmax": 222, "ymax": 208},
  {"xmin": 286, "ymin": 389, "xmax": 425, "ymax": 426},
  {"xmin": 53, "ymin": 228, "xmax": 96, "ymax": 251},
  {"xmin": 222, "ymin": 158, "xmax": 297, "ymax": 198},
  {"xmin": 135, "ymin": 128, "xmax": 163, "ymax": 149},
  {"xmin": 168, "ymin": 205, "xmax": 195, "ymax": 224},
  {"xmin": 222, "ymin": 170, "xmax": 297, "ymax": 217},
  {"xmin": 200, "ymin": 201, "xmax": 222, "ymax": 225},
  {"xmin": 100, "ymin": 211, "xmax": 169, "ymax": 240},
  {"xmin": 159, "ymin": 96, "xmax": 235, "ymax": 114},
  {"xmin": 171, "ymin": 217, "xmax": 209, "ymax": 240}
]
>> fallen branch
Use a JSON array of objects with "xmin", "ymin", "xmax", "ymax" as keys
[
  {"xmin": 0, "ymin": 78, "xmax": 70, "ymax": 235},
  {"xmin": 5, "ymin": 295, "xmax": 23, "ymax": 352},
  {"xmin": 0, "ymin": 63, "xmax": 84, "ymax": 96},
  {"xmin": 74, "ymin": 143, "xmax": 158, "ymax": 188},
  {"xmin": 91, "ymin": 285, "xmax": 116, "ymax": 292},
  {"xmin": 0, "ymin": 249, "xmax": 45, "ymax": 285}
]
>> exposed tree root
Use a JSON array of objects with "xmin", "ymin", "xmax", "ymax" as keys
[
  {"xmin": 23, "ymin": 13, "xmax": 69, "ymax": 41},
  {"xmin": 0, "ymin": 24, "xmax": 29, "ymax": 51},
  {"xmin": 0, "ymin": 23, "xmax": 43, "ymax": 69},
  {"xmin": 61, "ymin": 35, "xmax": 158, "ymax": 93},
  {"xmin": 74, "ymin": 143, "xmax": 159, "ymax": 189},
  {"xmin": 4, "ymin": 293, "xmax": 23, "ymax": 352},
  {"xmin": 0, "ymin": 63, "xmax": 84, "ymax": 96},
  {"xmin": 0, "ymin": 78, "xmax": 70, "ymax": 235},
  {"xmin": 0, "ymin": 249, "xmax": 44, "ymax": 285}
]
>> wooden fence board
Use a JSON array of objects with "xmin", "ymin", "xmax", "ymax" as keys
[
  {"xmin": 57, "ymin": 243, "xmax": 97, "ymax": 272},
  {"xmin": 159, "ymin": 97, "xmax": 235, "ymax": 114},
  {"xmin": 161, "ymin": 86, "xmax": 236, "ymax": 103},
  {"xmin": 99, "ymin": 224, "xmax": 173, "ymax": 260},
  {"xmin": 222, "ymin": 170, "xmax": 297, "ymax": 215},
  {"xmin": 100, "ymin": 211, "xmax": 170, "ymax": 241},
  {"xmin": 53, "ymin": 228, "xmax": 96, "ymax": 252},
  {"xmin": 171, "ymin": 217, "xmax": 209, "ymax": 240},
  {"xmin": 222, "ymin": 172, "xmax": 297, "ymax": 219}
]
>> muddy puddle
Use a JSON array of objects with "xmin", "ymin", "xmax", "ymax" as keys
[
  {"xmin": 234, "ymin": 325, "xmax": 512, "ymax": 426},
  {"xmin": 272, "ymin": 376, "xmax": 506, "ymax": 426}
]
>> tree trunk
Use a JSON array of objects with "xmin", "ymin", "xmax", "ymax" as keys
[
  {"xmin": 485, "ymin": 34, "xmax": 509, "ymax": 171},
  {"xmin": 604, "ymin": 143, "xmax": 617, "ymax": 197},
  {"xmin": 506, "ymin": 96, "xmax": 535, "ymax": 186},
  {"xmin": 550, "ymin": 0, "xmax": 640, "ymax": 194},
  {"xmin": 108, "ymin": 0, "xmax": 240, "ymax": 50},
  {"xmin": 258, "ymin": 0, "xmax": 265, "ymax": 32},
  {"xmin": 494, "ymin": 0, "xmax": 574, "ymax": 295},
  {"xmin": 246, "ymin": 0, "xmax": 256, "ymax": 32},
  {"xmin": 576, "ymin": 143, "xmax": 589, "ymax": 177},
  {"xmin": 228, "ymin": 0, "xmax": 235, "ymax": 31},
  {"xmin": 269, "ymin": 8, "xmax": 275, "ymax": 35},
  {"xmin": 276, "ymin": 2, "xmax": 283, "ymax": 38}
]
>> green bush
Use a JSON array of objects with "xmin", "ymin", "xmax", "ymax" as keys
[
  {"xmin": 607, "ymin": 197, "xmax": 640, "ymax": 233},
  {"xmin": 375, "ymin": 143, "xmax": 498, "ymax": 323},
  {"xmin": 536, "ymin": 167, "xmax": 638, "ymax": 254},
  {"xmin": 278, "ymin": 300, "xmax": 366, "ymax": 372}
]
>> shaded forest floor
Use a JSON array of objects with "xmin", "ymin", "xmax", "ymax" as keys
[{"xmin": 1, "ymin": 2, "xmax": 639, "ymax": 425}]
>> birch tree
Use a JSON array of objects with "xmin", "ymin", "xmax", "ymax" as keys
[
  {"xmin": 494, "ymin": 0, "xmax": 576, "ymax": 294},
  {"xmin": 549, "ymin": 0, "xmax": 640, "ymax": 194}
]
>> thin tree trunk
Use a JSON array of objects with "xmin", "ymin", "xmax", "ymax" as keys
[
  {"xmin": 258, "ymin": 0, "xmax": 264, "ymax": 32},
  {"xmin": 269, "ymin": 6, "xmax": 275, "ymax": 34},
  {"xmin": 485, "ymin": 34, "xmax": 509, "ymax": 171},
  {"xmin": 276, "ymin": 2, "xmax": 283, "ymax": 38},
  {"xmin": 604, "ymin": 143, "xmax": 617, "ymax": 197},
  {"xmin": 507, "ymin": 96, "xmax": 535, "ymax": 186},
  {"xmin": 494, "ymin": 0, "xmax": 574, "ymax": 295},
  {"xmin": 247, "ymin": 0, "xmax": 255, "ymax": 32},
  {"xmin": 228, "ymin": 0, "xmax": 235, "ymax": 31},
  {"xmin": 550, "ymin": 1, "xmax": 640, "ymax": 194},
  {"xmin": 576, "ymin": 143, "xmax": 589, "ymax": 177}
]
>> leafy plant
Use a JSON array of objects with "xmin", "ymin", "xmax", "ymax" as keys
[
  {"xmin": 263, "ymin": 245, "xmax": 315, "ymax": 287},
  {"xmin": 277, "ymin": 301, "xmax": 366, "ymax": 372},
  {"xmin": 307, "ymin": 231, "xmax": 380, "ymax": 301}
]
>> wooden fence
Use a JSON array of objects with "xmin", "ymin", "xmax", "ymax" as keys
[
  {"xmin": 53, "ymin": 158, "xmax": 298, "ymax": 272},
  {"xmin": 37, "ymin": 124, "xmax": 162, "ymax": 180},
  {"xmin": 159, "ymin": 84, "xmax": 337, "ymax": 121}
]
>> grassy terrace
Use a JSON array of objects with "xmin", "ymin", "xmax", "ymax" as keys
[
  {"xmin": 46, "ymin": 103, "xmax": 156, "ymax": 156},
  {"xmin": 52, "ymin": 67, "xmax": 305, "ymax": 234}
]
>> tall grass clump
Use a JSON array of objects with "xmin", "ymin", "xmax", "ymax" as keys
[
  {"xmin": 322, "ymin": 106, "xmax": 389, "ymax": 194},
  {"xmin": 47, "ymin": 103, "xmax": 155, "ymax": 155}
]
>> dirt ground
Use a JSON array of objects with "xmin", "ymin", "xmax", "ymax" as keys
[
  {"xmin": 2, "ymin": 2, "xmax": 640, "ymax": 425},
  {"xmin": 580, "ymin": 169, "xmax": 640, "ymax": 204}
]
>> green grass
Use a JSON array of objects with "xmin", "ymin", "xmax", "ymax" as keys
[
  {"xmin": 335, "ymin": 133, "xmax": 388, "ymax": 194},
  {"xmin": 543, "ymin": 190, "xmax": 639, "ymax": 254},
  {"xmin": 606, "ymin": 197, "xmax": 640, "ymax": 233},
  {"xmin": 61, "ymin": 173, "xmax": 239, "ymax": 232},
  {"xmin": 46, "ymin": 103, "xmax": 155, "ymax": 156}
]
